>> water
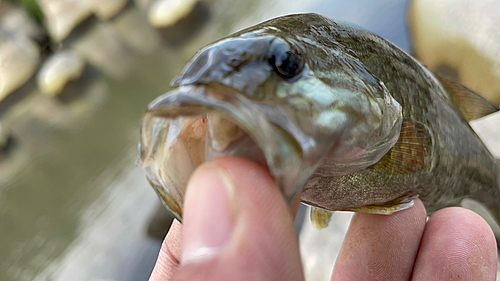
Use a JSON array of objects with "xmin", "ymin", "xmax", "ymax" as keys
[{"xmin": 0, "ymin": 0, "xmax": 417, "ymax": 280}]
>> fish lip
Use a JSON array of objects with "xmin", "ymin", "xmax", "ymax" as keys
[{"xmin": 140, "ymin": 83, "xmax": 310, "ymax": 203}]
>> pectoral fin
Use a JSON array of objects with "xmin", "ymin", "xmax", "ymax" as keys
[
  {"xmin": 310, "ymin": 207, "xmax": 334, "ymax": 229},
  {"xmin": 435, "ymin": 74, "xmax": 499, "ymax": 121},
  {"xmin": 343, "ymin": 192, "xmax": 419, "ymax": 215},
  {"xmin": 373, "ymin": 119, "xmax": 431, "ymax": 174}
]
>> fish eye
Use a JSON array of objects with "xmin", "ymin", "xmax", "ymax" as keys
[{"xmin": 268, "ymin": 41, "xmax": 303, "ymax": 79}]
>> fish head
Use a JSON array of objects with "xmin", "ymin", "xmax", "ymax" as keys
[{"xmin": 139, "ymin": 14, "xmax": 402, "ymax": 220}]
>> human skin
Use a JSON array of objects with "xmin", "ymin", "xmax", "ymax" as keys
[{"xmin": 149, "ymin": 156, "xmax": 498, "ymax": 281}]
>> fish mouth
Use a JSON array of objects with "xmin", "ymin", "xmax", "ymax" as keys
[{"xmin": 138, "ymin": 83, "xmax": 313, "ymax": 220}]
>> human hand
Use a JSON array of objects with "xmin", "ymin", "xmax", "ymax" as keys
[{"xmin": 149, "ymin": 156, "xmax": 498, "ymax": 281}]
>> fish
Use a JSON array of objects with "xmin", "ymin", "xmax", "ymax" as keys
[{"xmin": 138, "ymin": 13, "xmax": 500, "ymax": 228}]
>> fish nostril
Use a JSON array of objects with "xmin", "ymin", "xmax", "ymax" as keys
[{"xmin": 228, "ymin": 57, "xmax": 240, "ymax": 67}]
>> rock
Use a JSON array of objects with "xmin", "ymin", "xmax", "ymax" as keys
[
  {"xmin": 0, "ymin": 29, "xmax": 39, "ymax": 101},
  {"xmin": 0, "ymin": 2, "xmax": 45, "ymax": 42},
  {"xmin": 148, "ymin": 0, "xmax": 200, "ymax": 28},
  {"xmin": 408, "ymin": 0, "xmax": 500, "ymax": 105},
  {"xmin": 37, "ymin": 50, "xmax": 86, "ymax": 96},
  {"xmin": 37, "ymin": 0, "xmax": 93, "ymax": 42},
  {"xmin": 148, "ymin": 0, "xmax": 209, "ymax": 45}
]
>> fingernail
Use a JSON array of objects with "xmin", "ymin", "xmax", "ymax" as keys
[{"xmin": 181, "ymin": 164, "xmax": 235, "ymax": 264}]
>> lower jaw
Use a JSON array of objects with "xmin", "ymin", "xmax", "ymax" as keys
[{"xmin": 139, "ymin": 111, "xmax": 271, "ymax": 219}]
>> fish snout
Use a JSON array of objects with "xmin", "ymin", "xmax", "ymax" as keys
[{"xmin": 171, "ymin": 36, "xmax": 278, "ymax": 96}]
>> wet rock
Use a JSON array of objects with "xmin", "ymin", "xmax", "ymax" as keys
[{"xmin": 408, "ymin": 0, "xmax": 500, "ymax": 105}]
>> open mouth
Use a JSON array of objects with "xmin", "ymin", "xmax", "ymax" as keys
[{"xmin": 138, "ymin": 84, "xmax": 305, "ymax": 220}]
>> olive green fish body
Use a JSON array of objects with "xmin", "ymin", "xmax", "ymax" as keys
[{"xmin": 139, "ymin": 13, "xmax": 500, "ymax": 223}]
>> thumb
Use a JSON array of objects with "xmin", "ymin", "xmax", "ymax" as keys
[{"xmin": 172, "ymin": 156, "xmax": 304, "ymax": 281}]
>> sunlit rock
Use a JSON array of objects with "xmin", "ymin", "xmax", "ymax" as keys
[
  {"xmin": 37, "ymin": 50, "xmax": 86, "ymax": 96},
  {"xmin": 37, "ymin": 0, "xmax": 92, "ymax": 42},
  {"xmin": 0, "ymin": 29, "xmax": 39, "ymax": 101},
  {"xmin": 408, "ymin": 0, "xmax": 500, "ymax": 105},
  {"xmin": 148, "ymin": 0, "xmax": 199, "ymax": 27}
]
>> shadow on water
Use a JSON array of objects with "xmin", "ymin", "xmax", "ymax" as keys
[{"xmin": 0, "ymin": 0, "xmax": 416, "ymax": 280}]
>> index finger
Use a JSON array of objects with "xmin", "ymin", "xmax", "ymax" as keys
[
  {"xmin": 149, "ymin": 220, "xmax": 183, "ymax": 281},
  {"xmin": 331, "ymin": 199, "xmax": 427, "ymax": 281}
]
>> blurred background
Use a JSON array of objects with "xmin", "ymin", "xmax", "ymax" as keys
[{"xmin": 1, "ymin": 0, "xmax": 499, "ymax": 280}]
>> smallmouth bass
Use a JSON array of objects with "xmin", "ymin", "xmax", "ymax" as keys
[{"xmin": 138, "ymin": 13, "xmax": 500, "ymax": 228}]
